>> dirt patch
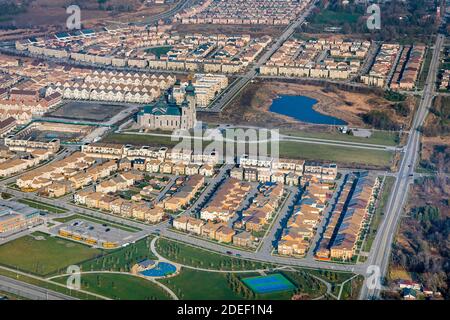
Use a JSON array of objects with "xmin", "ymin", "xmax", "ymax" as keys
[
  {"xmin": 1, "ymin": 0, "xmax": 174, "ymax": 28},
  {"xmin": 199, "ymin": 79, "xmax": 406, "ymax": 130},
  {"xmin": 420, "ymin": 135, "xmax": 450, "ymax": 173}
]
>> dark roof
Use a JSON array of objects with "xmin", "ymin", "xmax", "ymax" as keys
[
  {"xmin": 0, "ymin": 117, "xmax": 16, "ymax": 129},
  {"xmin": 140, "ymin": 93, "xmax": 184, "ymax": 116},
  {"xmin": 185, "ymin": 81, "xmax": 195, "ymax": 96}
]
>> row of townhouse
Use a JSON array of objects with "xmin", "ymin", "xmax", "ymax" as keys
[
  {"xmin": 95, "ymin": 171, "xmax": 143, "ymax": 194},
  {"xmin": 163, "ymin": 174, "xmax": 205, "ymax": 212},
  {"xmin": 147, "ymin": 59, "xmax": 245, "ymax": 74},
  {"xmin": 277, "ymin": 178, "xmax": 332, "ymax": 257},
  {"xmin": 172, "ymin": 74, "xmax": 228, "ymax": 107},
  {"xmin": 0, "ymin": 92, "xmax": 62, "ymax": 124},
  {"xmin": 20, "ymin": 26, "xmax": 266, "ymax": 74},
  {"xmin": 231, "ymin": 167, "xmax": 302, "ymax": 186},
  {"xmin": 0, "ymin": 149, "xmax": 53, "ymax": 177},
  {"xmin": 261, "ymin": 65, "xmax": 354, "ymax": 80},
  {"xmin": 5, "ymin": 136, "xmax": 60, "ymax": 153},
  {"xmin": 237, "ymin": 155, "xmax": 338, "ymax": 182},
  {"xmin": 24, "ymin": 43, "xmax": 247, "ymax": 74},
  {"xmin": 180, "ymin": 17, "xmax": 291, "ymax": 25},
  {"xmin": 74, "ymin": 191, "xmax": 164, "ymax": 224},
  {"xmin": 361, "ymin": 43, "xmax": 401, "ymax": 88},
  {"xmin": 144, "ymin": 158, "xmax": 215, "ymax": 177},
  {"xmin": 16, "ymin": 153, "xmax": 118, "ymax": 198},
  {"xmin": 181, "ymin": 0, "xmax": 311, "ymax": 25},
  {"xmin": 389, "ymin": 45, "xmax": 426, "ymax": 90},
  {"xmin": 15, "ymin": 24, "xmax": 172, "ymax": 52},
  {"xmin": 200, "ymin": 177, "xmax": 252, "ymax": 222},
  {"xmin": 81, "ymin": 143, "xmax": 220, "ymax": 165},
  {"xmin": 238, "ymin": 183, "xmax": 285, "ymax": 233},
  {"xmin": 45, "ymin": 70, "xmax": 174, "ymax": 104},
  {"xmin": 83, "ymin": 71, "xmax": 175, "ymax": 86},
  {"xmin": 316, "ymin": 173, "xmax": 379, "ymax": 260},
  {"xmin": 261, "ymin": 38, "xmax": 369, "ymax": 79},
  {"xmin": 47, "ymin": 87, "xmax": 160, "ymax": 104},
  {"xmin": 16, "ymin": 152, "xmax": 95, "ymax": 190},
  {"xmin": 0, "ymin": 117, "xmax": 17, "ymax": 138},
  {"xmin": 173, "ymin": 216, "xmax": 238, "ymax": 244}
]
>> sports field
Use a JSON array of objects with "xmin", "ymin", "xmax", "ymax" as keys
[
  {"xmin": 0, "ymin": 232, "xmax": 102, "ymax": 276},
  {"xmin": 242, "ymin": 274, "xmax": 296, "ymax": 294}
]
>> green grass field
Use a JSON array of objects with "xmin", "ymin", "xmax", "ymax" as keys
[
  {"xmin": 0, "ymin": 232, "xmax": 102, "ymax": 276},
  {"xmin": 105, "ymin": 132, "xmax": 394, "ymax": 168},
  {"xmin": 54, "ymin": 273, "xmax": 170, "ymax": 300},
  {"xmin": 342, "ymin": 275, "xmax": 364, "ymax": 300},
  {"xmin": 279, "ymin": 141, "xmax": 393, "ymax": 168},
  {"xmin": 53, "ymin": 214, "xmax": 141, "ymax": 232},
  {"xmin": 102, "ymin": 133, "xmax": 179, "ymax": 147},
  {"xmin": 17, "ymin": 199, "xmax": 67, "ymax": 214},
  {"xmin": 156, "ymin": 237, "xmax": 273, "ymax": 271},
  {"xmin": 159, "ymin": 268, "xmax": 327, "ymax": 300},
  {"xmin": 281, "ymin": 130, "xmax": 400, "ymax": 146},
  {"xmin": 0, "ymin": 268, "xmax": 100, "ymax": 300},
  {"xmin": 159, "ymin": 268, "xmax": 243, "ymax": 300},
  {"xmin": 362, "ymin": 176, "xmax": 396, "ymax": 252},
  {"xmin": 81, "ymin": 236, "xmax": 156, "ymax": 273},
  {"xmin": 308, "ymin": 269, "xmax": 356, "ymax": 285}
]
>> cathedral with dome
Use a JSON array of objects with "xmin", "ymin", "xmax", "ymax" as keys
[{"xmin": 137, "ymin": 82, "xmax": 197, "ymax": 131}]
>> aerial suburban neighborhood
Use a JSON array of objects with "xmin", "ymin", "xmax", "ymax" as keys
[{"xmin": 0, "ymin": 0, "xmax": 448, "ymax": 311}]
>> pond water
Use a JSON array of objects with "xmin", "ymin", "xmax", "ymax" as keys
[
  {"xmin": 269, "ymin": 95, "xmax": 347, "ymax": 125},
  {"xmin": 140, "ymin": 262, "xmax": 176, "ymax": 277}
]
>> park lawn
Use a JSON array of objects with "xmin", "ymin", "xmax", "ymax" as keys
[
  {"xmin": 362, "ymin": 176, "xmax": 396, "ymax": 252},
  {"xmin": 159, "ymin": 269, "xmax": 325, "ymax": 300},
  {"xmin": 55, "ymin": 273, "xmax": 170, "ymax": 300},
  {"xmin": 0, "ymin": 232, "xmax": 102, "ymax": 276},
  {"xmin": 156, "ymin": 237, "xmax": 274, "ymax": 271},
  {"xmin": 53, "ymin": 214, "xmax": 141, "ymax": 232},
  {"xmin": 340, "ymin": 275, "xmax": 365, "ymax": 300},
  {"xmin": 278, "ymin": 141, "xmax": 393, "ymax": 167},
  {"xmin": 17, "ymin": 198, "xmax": 67, "ymax": 213},
  {"xmin": 81, "ymin": 236, "xmax": 156, "ymax": 272},
  {"xmin": 281, "ymin": 130, "xmax": 400, "ymax": 146},
  {"xmin": 159, "ymin": 268, "xmax": 243, "ymax": 300},
  {"xmin": 102, "ymin": 133, "xmax": 179, "ymax": 147},
  {"xmin": 281, "ymin": 270, "xmax": 327, "ymax": 299},
  {"xmin": 0, "ymin": 268, "xmax": 99, "ymax": 300},
  {"xmin": 307, "ymin": 269, "xmax": 356, "ymax": 285}
]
